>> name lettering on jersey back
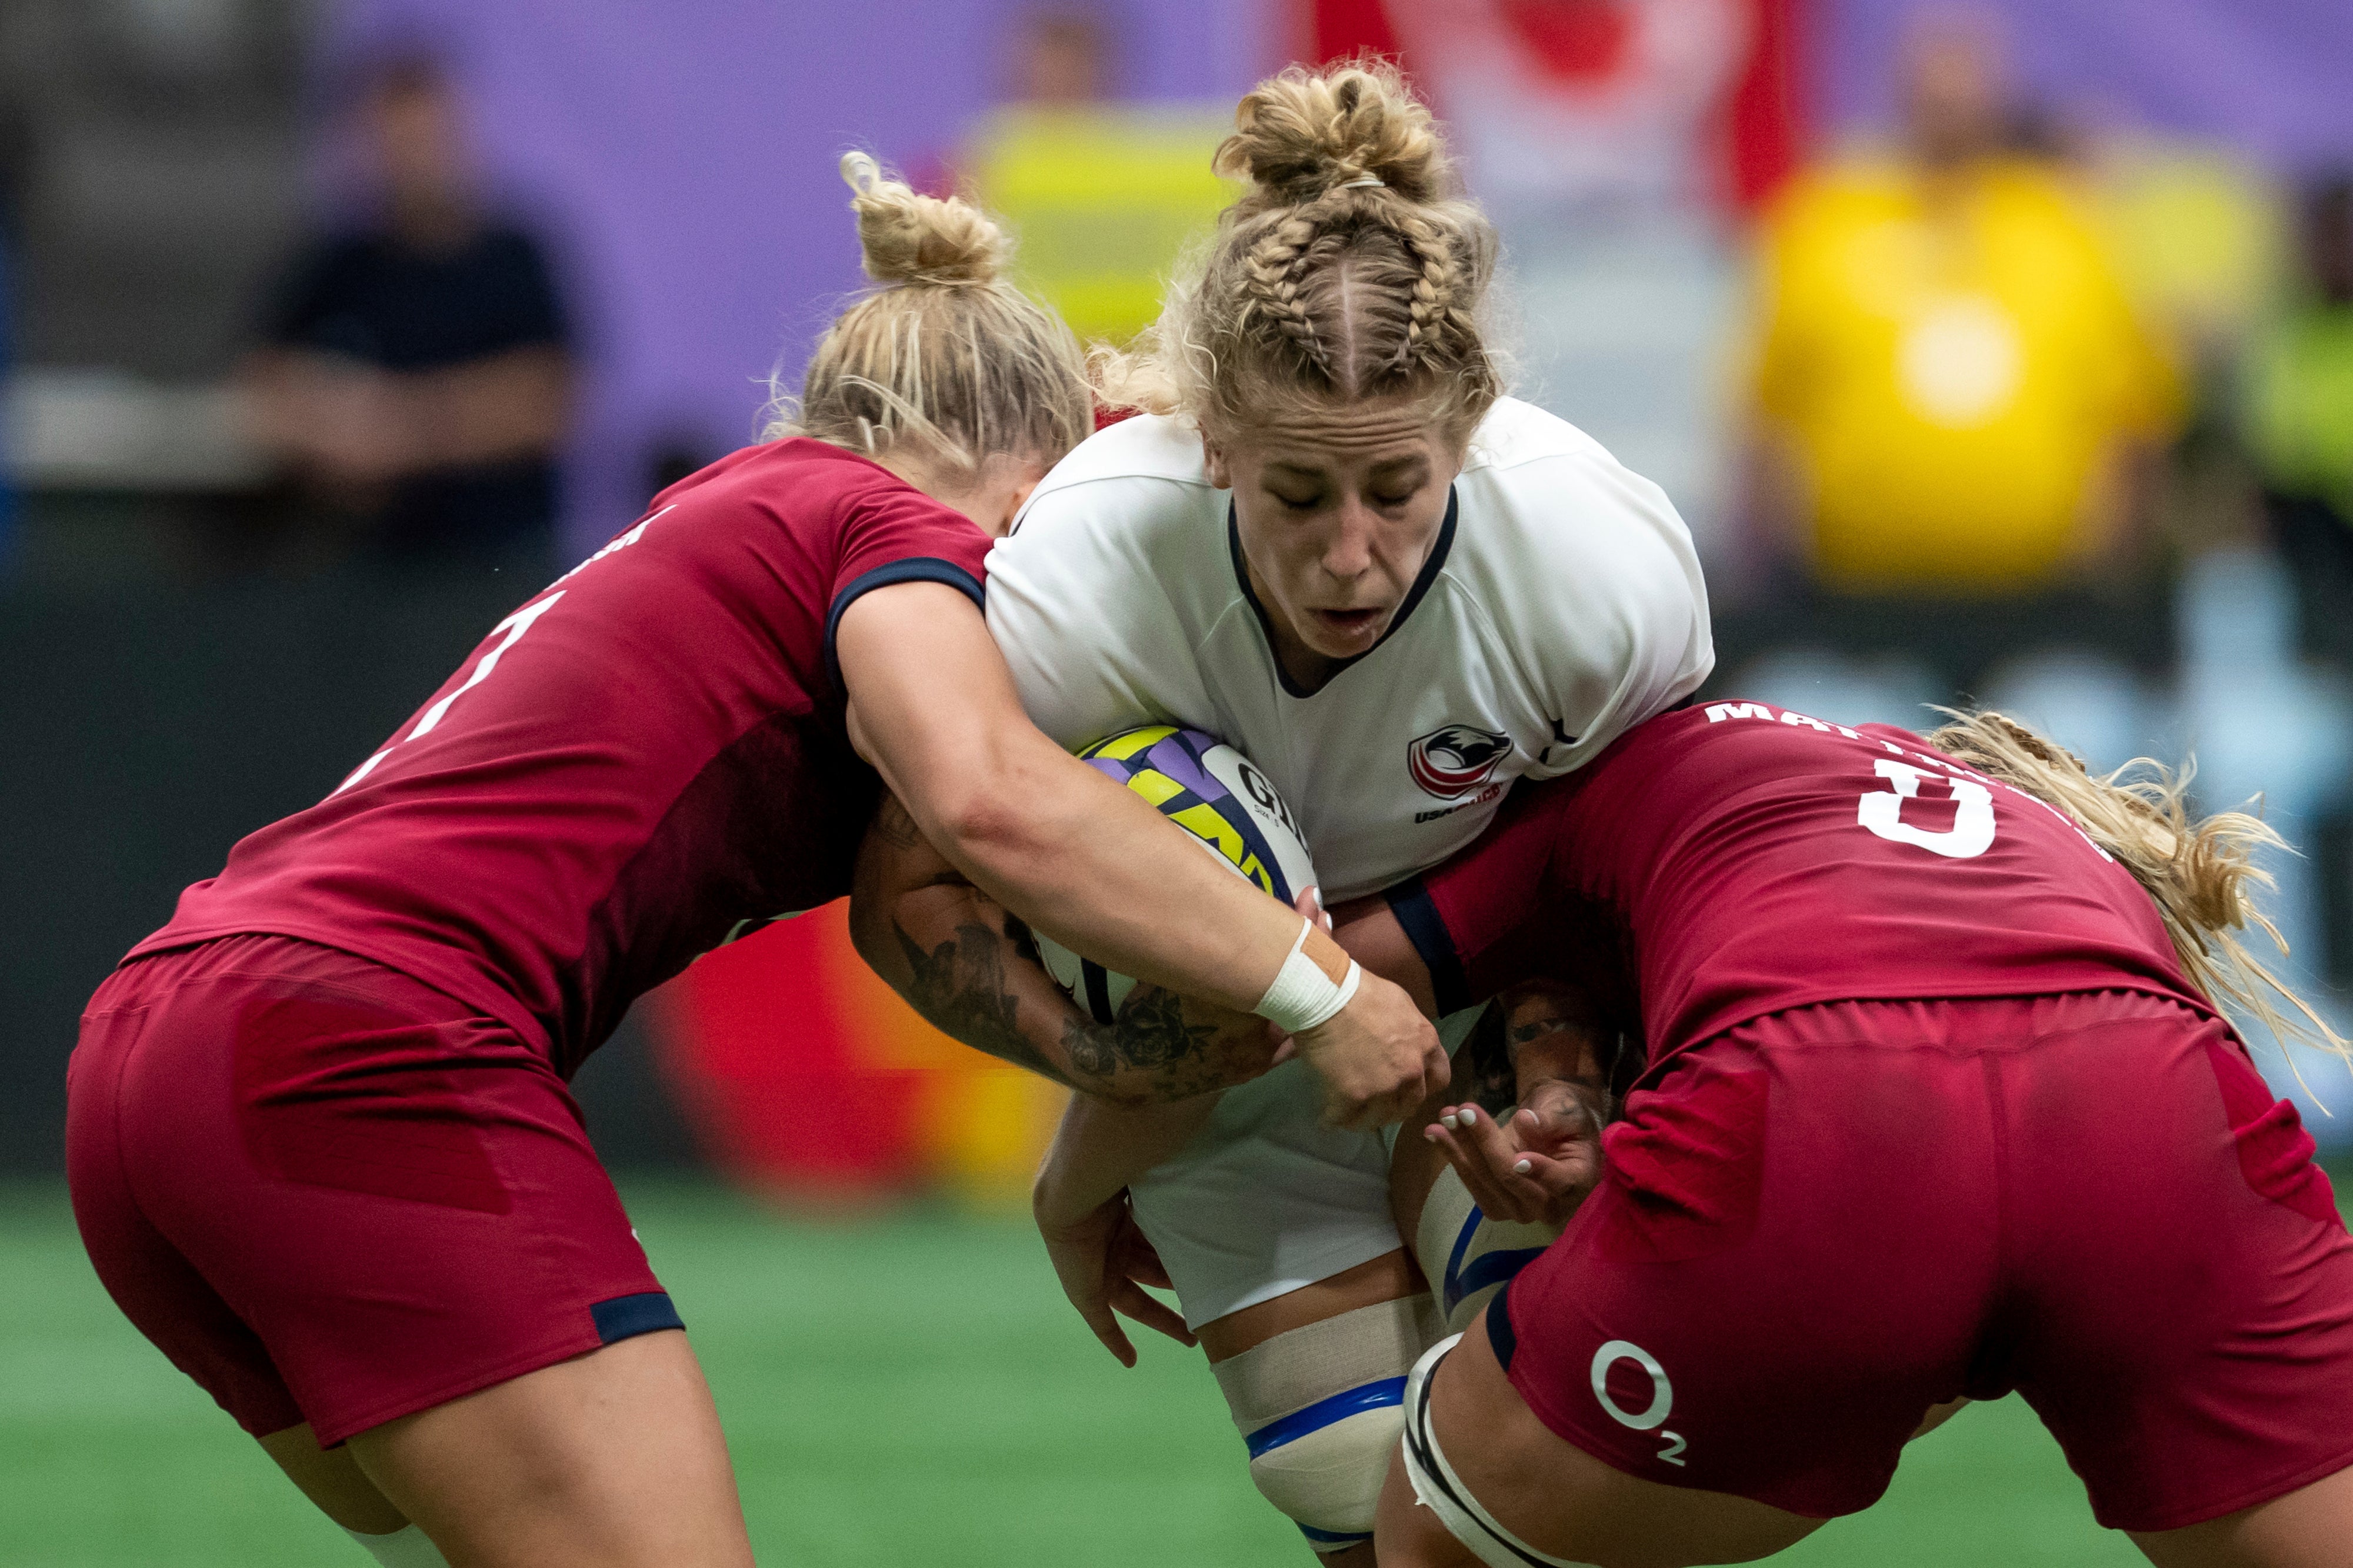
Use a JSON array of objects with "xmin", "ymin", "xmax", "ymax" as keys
[
  {"xmin": 1700, "ymin": 700, "xmax": 2112, "ymax": 862},
  {"xmin": 1704, "ymin": 700, "xmax": 1863, "ymax": 741}
]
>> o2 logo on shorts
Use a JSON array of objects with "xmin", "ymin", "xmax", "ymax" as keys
[
  {"xmin": 1591, "ymin": 1339, "xmax": 1686, "ymax": 1467},
  {"xmin": 1407, "ymin": 725, "xmax": 1512, "ymax": 800}
]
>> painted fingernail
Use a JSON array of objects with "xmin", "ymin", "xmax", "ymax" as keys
[
  {"xmin": 1459, "ymin": 1106, "xmax": 1478, "ymax": 1123},
  {"xmin": 1424, "ymin": 1128, "xmax": 1439, "ymax": 1142},
  {"xmin": 1514, "ymin": 1159, "xmax": 1532, "ymax": 1175}
]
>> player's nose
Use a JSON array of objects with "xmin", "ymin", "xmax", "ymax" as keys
[{"xmin": 1319, "ymin": 499, "xmax": 1377, "ymax": 581}]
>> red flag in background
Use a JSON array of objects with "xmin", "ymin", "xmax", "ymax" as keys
[
  {"xmin": 1310, "ymin": 0, "xmax": 1405, "ymax": 59},
  {"xmin": 1304, "ymin": 0, "xmax": 1804, "ymax": 215},
  {"xmin": 648, "ymin": 902, "xmax": 1067, "ymax": 1206},
  {"xmin": 1724, "ymin": 0, "xmax": 1802, "ymax": 210}
]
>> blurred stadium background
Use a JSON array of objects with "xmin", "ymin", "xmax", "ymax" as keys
[{"xmin": 1, "ymin": 0, "xmax": 2348, "ymax": 1562}]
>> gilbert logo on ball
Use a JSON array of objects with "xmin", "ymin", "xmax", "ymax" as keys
[{"xmin": 1407, "ymin": 724, "xmax": 1513, "ymax": 799}]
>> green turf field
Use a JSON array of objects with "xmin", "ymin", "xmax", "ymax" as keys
[{"xmin": 6, "ymin": 1173, "xmax": 2329, "ymax": 1568}]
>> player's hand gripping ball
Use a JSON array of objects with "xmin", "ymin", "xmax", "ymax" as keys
[{"xmin": 1034, "ymin": 726, "xmax": 1320, "ymax": 1021}]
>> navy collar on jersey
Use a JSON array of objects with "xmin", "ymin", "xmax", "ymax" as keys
[{"xmin": 1228, "ymin": 486, "xmax": 1459, "ymax": 700}]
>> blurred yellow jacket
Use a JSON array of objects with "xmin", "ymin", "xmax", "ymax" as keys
[{"xmin": 1751, "ymin": 155, "xmax": 2183, "ymax": 592}]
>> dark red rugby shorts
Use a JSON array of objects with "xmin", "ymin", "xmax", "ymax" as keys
[
  {"xmin": 66, "ymin": 934, "xmax": 676, "ymax": 1447},
  {"xmin": 1490, "ymin": 990, "xmax": 2353, "ymax": 1532}
]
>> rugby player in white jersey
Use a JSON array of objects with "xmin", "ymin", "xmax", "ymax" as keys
[{"xmin": 855, "ymin": 62, "xmax": 1709, "ymax": 1563}]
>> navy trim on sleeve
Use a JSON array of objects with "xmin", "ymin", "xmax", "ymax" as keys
[
  {"xmin": 1387, "ymin": 876, "xmax": 1471, "ymax": 1017},
  {"xmin": 591, "ymin": 1291, "xmax": 684, "ymax": 1345},
  {"xmin": 824, "ymin": 557, "xmax": 987, "ymax": 699},
  {"xmin": 1484, "ymin": 1273, "xmax": 1519, "ymax": 1370}
]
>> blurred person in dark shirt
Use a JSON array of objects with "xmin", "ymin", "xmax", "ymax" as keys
[
  {"xmin": 2252, "ymin": 175, "xmax": 2353, "ymax": 666},
  {"xmin": 244, "ymin": 55, "xmax": 571, "ymax": 569}
]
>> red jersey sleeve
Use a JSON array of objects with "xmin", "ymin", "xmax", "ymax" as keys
[
  {"xmin": 819, "ymin": 482, "xmax": 994, "ymax": 694},
  {"xmin": 1386, "ymin": 772, "xmax": 1586, "ymax": 1013}
]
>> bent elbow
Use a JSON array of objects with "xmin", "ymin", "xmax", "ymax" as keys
[{"xmin": 929, "ymin": 782, "xmax": 1054, "ymax": 878}]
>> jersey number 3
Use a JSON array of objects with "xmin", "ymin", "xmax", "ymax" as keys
[{"xmin": 1858, "ymin": 759, "xmax": 1995, "ymax": 859}]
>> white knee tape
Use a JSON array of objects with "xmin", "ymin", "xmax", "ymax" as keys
[
  {"xmin": 1211, "ymin": 1296, "xmax": 1446, "ymax": 1552},
  {"xmin": 343, "ymin": 1524, "xmax": 451, "ymax": 1568},
  {"xmin": 1400, "ymin": 1337, "xmax": 1598, "ymax": 1568},
  {"xmin": 1414, "ymin": 1165, "xmax": 1559, "ymax": 1336}
]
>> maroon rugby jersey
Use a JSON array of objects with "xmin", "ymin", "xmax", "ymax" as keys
[
  {"xmin": 1391, "ymin": 699, "xmax": 2215, "ymax": 1065},
  {"xmin": 130, "ymin": 440, "xmax": 989, "ymax": 1074}
]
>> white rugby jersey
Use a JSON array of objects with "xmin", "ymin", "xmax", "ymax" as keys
[{"xmin": 986, "ymin": 397, "xmax": 1714, "ymax": 900}]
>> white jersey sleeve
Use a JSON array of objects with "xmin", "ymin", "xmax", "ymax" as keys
[
  {"xmin": 1452, "ymin": 404, "xmax": 1714, "ymax": 778},
  {"xmin": 984, "ymin": 415, "xmax": 1228, "ymax": 752}
]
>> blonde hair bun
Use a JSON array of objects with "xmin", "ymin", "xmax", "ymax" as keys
[
  {"xmin": 839, "ymin": 151, "xmax": 1008, "ymax": 287},
  {"xmin": 1217, "ymin": 61, "xmax": 1452, "ymax": 211},
  {"xmin": 1099, "ymin": 59, "xmax": 1499, "ymax": 440},
  {"xmin": 769, "ymin": 152, "xmax": 1090, "ymax": 489}
]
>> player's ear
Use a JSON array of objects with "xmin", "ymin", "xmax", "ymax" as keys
[
  {"xmin": 980, "ymin": 454, "xmax": 1050, "ymax": 537},
  {"xmin": 1202, "ymin": 434, "xmax": 1234, "ymax": 491}
]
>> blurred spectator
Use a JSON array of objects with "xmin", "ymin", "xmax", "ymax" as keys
[
  {"xmin": 2251, "ymin": 174, "xmax": 2353, "ymax": 668},
  {"xmin": 242, "ymin": 54, "xmax": 572, "ymax": 570},
  {"xmin": 1016, "ymin": 9, "xmax": 1106, "ymax": 106},
  {"xmin": 1728, "ymin": 14, "xmax": 2185, "ymax": 725},
  {"xmin": 962, "ymin": 9, "xmax": 1229, "ymax": 347}
]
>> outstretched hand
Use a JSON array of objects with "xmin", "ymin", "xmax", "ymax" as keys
[
  {"xmin": 1035, "ymin": 1191, "xmax": 1194, "ymax": 1367},
  {"xmin": 1424, "ymin": 1077, "xmax": 1604, "ymax": 1229}
]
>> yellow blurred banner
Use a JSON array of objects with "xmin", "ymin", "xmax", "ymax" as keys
[{"xmin": 967, "ymin": 105, "xmax": 1235, "ymax": 345}]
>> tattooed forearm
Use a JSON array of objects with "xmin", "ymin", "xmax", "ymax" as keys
[
  {"xmin": 885, "ymin": 900, "xmax": 1273, "ymax": 1102},
  {"xmin": 1063, "ymin": 989, "xmax": 1214, "ymax": 1075},
  {"xmin": 1060, "ymin": 989, "xmax": 1274, "ymax": 1102},
  {"xmin": 893, "ymin": 919, "xmax": 1078, "ymax": 1090}
]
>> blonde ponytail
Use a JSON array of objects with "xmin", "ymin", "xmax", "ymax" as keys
[
  {"xmin": 770, "ymin": 153, "xmax": 1093, "ymax": 487},
  {"xmin": 1928, "ymin": 709, "xmax": 2351, "ymax": 1089}
]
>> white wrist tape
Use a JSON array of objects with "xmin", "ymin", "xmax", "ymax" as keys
[{"xmin": 1256, "ymin": 917, "xmax": 1363, "ymax": 1035}]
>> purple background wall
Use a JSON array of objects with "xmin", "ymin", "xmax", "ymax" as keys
[
  {"xmin": 317, "ymin": 0, "xmax": 2353, "ymax": 556},
  {"xmin": 319, "ymin": 0, "xmax": 1279, "ymax": 552},
  {"xmin": 1818, "ymin": 0, "xmax": 2353, "ymax": 171}
]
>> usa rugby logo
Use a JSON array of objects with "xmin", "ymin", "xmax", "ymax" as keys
[{"xmin": 1408, "ymin": 725, "xmax": 1512, "ymax": 799}]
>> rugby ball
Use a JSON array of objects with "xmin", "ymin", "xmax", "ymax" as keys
[{"xmin": 1035, "ymin": 725, "xmax": 1318, "ymax": 1025}]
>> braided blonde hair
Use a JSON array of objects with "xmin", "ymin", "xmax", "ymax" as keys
[
  {"xmin": 1095, "ymin": 62, "xmax": 1504, "ymax": 446},
  {"xmin": 771, "ymin": 154, "xmax": 1094, "ymax": 489},
  {"xmin": 1928, "ymin": 709, "xmax": 2351, "ymax": 1092}
]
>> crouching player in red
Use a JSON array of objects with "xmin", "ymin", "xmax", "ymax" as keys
[
  {"xmin": 1341, "ymin": 702, "xmax": 2353, "ymax": 1567},
  {"xmin": 64, "ymin": 160, "xmax": 1438, "ymax": 1568}
]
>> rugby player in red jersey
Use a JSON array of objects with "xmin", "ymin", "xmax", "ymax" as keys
[
  {"xmin": 63, "ymin": 160, "xmax": 1441, "ymax": 1568},
  {"xmin": 1325, "ymin": 701, "xmax": 2353, "ymax": 1567}
]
